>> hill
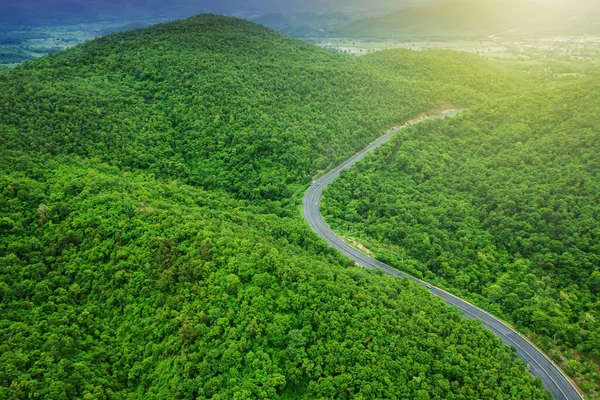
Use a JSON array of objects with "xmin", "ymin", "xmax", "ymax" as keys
[
  {"xmin": 252, "ymin": 12, "xmax": 293, "ymax": 28},
  {"xmin": 2, "ymin": 15, "xmax": 514, "ymax": 201},
  {"xmin": 339, "ymin": 0, "xmax": 600, "ymax": 38},
  {"xmin": 251, "ymin": 11, "xmax": 353, "ymax": 38},
  {"xmin": 0, "ymin": 14, "xmax": 551, "ymax": 399},
  {"xmin": 251, "ymin": 13, "xmax": 324, "ymax": 38},
  {"xmin": 323, "ymin": 77, "xmax": 600, "ymax": 396}
]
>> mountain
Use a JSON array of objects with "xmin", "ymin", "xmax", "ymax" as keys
[
  {"xmin": 251, "ymin": 11, "xmax": 352, "ymax": 37},
  {"xmin": 0, "ymin": 14, "xmax": 551, "ymax": 399},
  {"xmin": 252, "ymin": 12, "xmax": 293, "ymax": 28},
  {"xmin": 339, "ymin": 0, "xmax": 600, "ymax": 38},
  {"xmin": 0, "ymin": 0, "xmax": 245, "ymax": 24},
  {"xmin": 2, "ymin": 15, "xmax": 512, "ymax": 200},
  {"xmin": 250, "ymin": 13, "xmax": 323, "ymax": 37}
]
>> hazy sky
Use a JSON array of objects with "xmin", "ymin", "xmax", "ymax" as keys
[
  {"xmin": 0, "ymin": 0, "xmax": 591, "ymax": 14},
  {"xmin": 0, "ymin": 0, "xmax": 594, "ymax": 25},
  {"xmin": 0, "ymin": 0, "xmax": 431, "ymax": 24}
]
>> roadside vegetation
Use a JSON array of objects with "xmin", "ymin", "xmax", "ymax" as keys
[{"xmin": 323, "ymin": 78, "xmax": 600, "ymax": 397}]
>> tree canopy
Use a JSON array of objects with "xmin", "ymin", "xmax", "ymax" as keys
[
  {"xmin": 1, "ymin": 14, "xmax": 552, "ymax": 399},
  {"xmin": 323, "ymin": 78, "xmax": 600, "ymax": 396}
]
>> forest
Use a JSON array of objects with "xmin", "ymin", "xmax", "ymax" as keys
[
  {"xmin": 323, "ymin": 78, "xmax": 600, "ymax": 396},
  {"xmin": 0, "ymin": 14, "xmax": 558, "ymax": 399},
  {"xmin": 0, "ymin": 15, "xmax": 516, "ymax": 202}
]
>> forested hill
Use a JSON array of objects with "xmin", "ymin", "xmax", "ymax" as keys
[
  {"xmin": 323, "ymin": 79, "xmax": 600, "ymax": 396},
  {"xmin": 0, "ymin": 15, "xmax": 551, "ymax": 398},
  {"xmin": 1, "ymin": 14, "xmax": 514, "ymax": 201}
]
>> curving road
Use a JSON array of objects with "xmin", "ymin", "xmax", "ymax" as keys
[{"xmin": 302, "ymin": 110, "xmax": 584, "ymax": 400}]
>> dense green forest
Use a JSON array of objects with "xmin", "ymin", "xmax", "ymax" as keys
[
  {"xmin": 0, "ymin": 161, "xmax": 552, "ymax": 399},
  {"xmin": 0, "ymin": 14, "xmax": 553, "ymax": 399},
  {"xmin": 1, "ymin": 16, "xmax": 514, "ymax": 202},
  {"xmin": 323, "ymin": 80, "xmax": 600, "ymax": 397}
]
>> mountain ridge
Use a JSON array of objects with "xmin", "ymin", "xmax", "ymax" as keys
[{"xmin": 339, "ymin": 0, "xmax": 600, "ymax": 38}]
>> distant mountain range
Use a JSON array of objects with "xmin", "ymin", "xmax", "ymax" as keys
[
  {"xmin": 0, "ymin": 0, "xmax": 432, "ymax": 25},
  {"xmin": 3, "ymin": 0, "xmax": 599, "ymax": 38},
  {"xmin": 338, "ymin": 0, "xmax": 600, "ymax": 38},
  {"xmin": 0, "ymin": 0, "xmax": 213, "ymax": 24},
  {"xmin": 250, "ymin": 11, "xmax": 355, "ymax": 38}
]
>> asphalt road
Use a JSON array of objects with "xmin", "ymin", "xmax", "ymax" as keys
[{"xmin": 302, "ymin": 110, "xmax": 584, "ymax": 400}]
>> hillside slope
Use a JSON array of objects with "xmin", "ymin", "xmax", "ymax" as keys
[
  {"xmin": 0, "ymin": 15, "xmax": 550, "ymax": 399},
  {"xmin": 1, "ymin": 15, "xmax": 513, "ymax": 201},
  {"xmin": 323, "ymin": 79, "xmax": 600, "ymax": 397}
]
